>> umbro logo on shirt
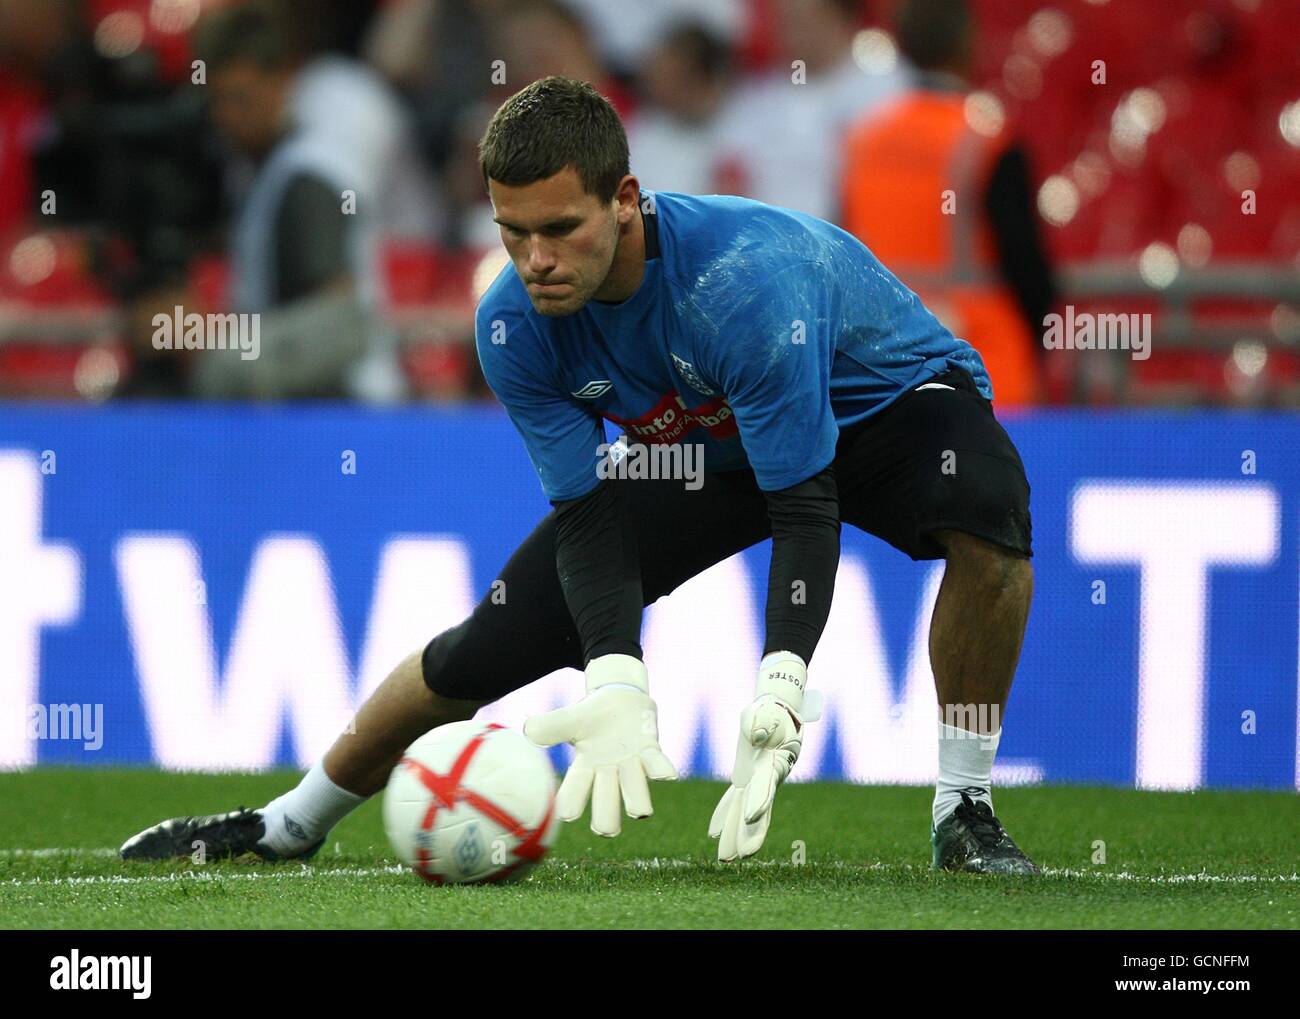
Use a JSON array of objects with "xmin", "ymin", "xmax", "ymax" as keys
[{"xmin": 572, "ymin": 380, "xmax": 613, "ymax": 399}]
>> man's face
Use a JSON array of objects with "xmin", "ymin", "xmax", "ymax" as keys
[
  {"xmin": 489, "ymin": 167, "xmax": 621, "ymax": 317},
  {"xmin": 209, "ymin": 62, "xmax": 291, "ymax": 157}
]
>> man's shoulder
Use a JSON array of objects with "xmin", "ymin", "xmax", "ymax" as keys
[
  {"xmin": 658, "ymin": 189, "xmax": 850, "ymax": 260},
  {"xmin": 654, "ymin": 191, "xmax": 857, "ymax": 319},
  {"xmin": 474, "ymin": 265, "xmax": 551, "ymax": 381},
  {"xmin": 655, "ymin": 188, "xmax": 813, "ymax": 232},
  {"xmin": 475, "ymin": 263, "xmax": 536, "ymax": 340}
]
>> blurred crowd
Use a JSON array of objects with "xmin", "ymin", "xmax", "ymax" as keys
[{"xmin": 0, "ymin": 0, "xmax": 1297, "ymax": 405}]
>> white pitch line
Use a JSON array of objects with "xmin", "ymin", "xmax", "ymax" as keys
[
  {"xmin": 1045, "ymin": 867, "xmax": 1300, "ymax": 885},
  {"xmin": 0, "ymin": 848, "xmax": 118, "ymax": 858},
  {"xmin": 581, "ymin": 859, "xmax": 1300, "ymax": 884},
  {"xmin": 3, "ymin": 852, "xmax": 1298, "ymax": 888},
  {"xmin": 3, "ymin": 865, "xmax": 406, "ymax": 889}
]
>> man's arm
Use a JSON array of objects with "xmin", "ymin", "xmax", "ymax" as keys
[
  {"xmin": 701, "ymin": 260, "xmax": 842, "ymax": 859},
  {"xmin": 533, "ymin": 476, "xmax": 677, "ymax": 840},
  {"xmin": 704, "ymin": 259, "xmax": 844, "ymax": 665},
  {"xmin": 477, "ymin": 314, "xmax": 645, "ymax": 663},
  {"xmin": 552, "ymin": 478, "xmax": 644, "ymax": 667},
  {"xmin": 983, "ymin": 144, "xmax": 1059, "ymax": 345},
  {"xmin": 478, "ymin": 313, "xmax": 676, "ymax": 834},
  {"xmin": 475, "ymin": 314, "xmax": 606, "ymax": 503},
  {"xmin": 760, "ymin": 464, "xmax": 840, "ymax": 664}
]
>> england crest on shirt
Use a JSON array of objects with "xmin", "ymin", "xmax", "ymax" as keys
[{"xmin": 671, "ymin": 353, "xmax": 719, "ymax": 397}]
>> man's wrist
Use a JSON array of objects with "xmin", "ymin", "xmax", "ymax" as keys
[
  {"xmin": 757, "ymin": 650, "xmax": 807, "ymax": 704},
  {"xmin": 585, "ymin": 653, "xmax": 649, "ymax": 694}
]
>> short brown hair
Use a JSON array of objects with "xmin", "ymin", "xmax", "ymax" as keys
[{"xmin": 479, "ymin": 76, "xmax": 629, "ymax": 203}]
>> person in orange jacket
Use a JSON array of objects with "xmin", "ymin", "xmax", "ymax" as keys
[{"xmin": 840, "ymin": 0, "xmax": 1058, "ymax": 408}]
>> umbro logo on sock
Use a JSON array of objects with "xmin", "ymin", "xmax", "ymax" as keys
[
  {"xmin": 960, "ymin": 786, "xmax": 990, "ymax": 798},
  {"xmin": 284, "ymin": 815, "xmax": 308, "ymax": 840}
]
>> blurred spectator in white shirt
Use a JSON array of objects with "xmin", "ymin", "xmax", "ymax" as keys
[
  {"xmin": 563, "ymin": 0, "xmax": 744, "ymax": 75},
  {"xmin": 193, "ymin": 2, "xmax": 406, "ymax": 402},
  {"xmin": 291, "ymin": 53, "xmax": 444, "ymax": 244},
  {"xmin": 711, "ymin": 0, "xmax": 910, "ymax": 220},
  {"xmin": 627, "ymin": 22, "xmax": 734, "ymax": 195}
]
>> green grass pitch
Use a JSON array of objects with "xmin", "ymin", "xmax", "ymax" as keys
[{"xmin": 1, "ymin": 769, "xmax": 1296, "ymax": 929}]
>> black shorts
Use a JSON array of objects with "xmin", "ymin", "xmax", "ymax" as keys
[
  {"xmin": 832, "ymin": 364, "xmax": 1033, "ymax": 561},
  {"xmin": 424, "ymin": 365, "xmax": 1033, "ymax": 702}
]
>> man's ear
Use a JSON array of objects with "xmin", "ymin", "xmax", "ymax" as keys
[{"xmin": 614, "ymin": 175, "xmax": 641, "ymax": 224}]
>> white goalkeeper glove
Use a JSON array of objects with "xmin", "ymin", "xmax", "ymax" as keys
[
  {"xmin": 523, "ymin": 653, "xmax": 678, "ymax": 837},
  {"xmin": 709, "ymin": 650, "xmax": 821, "ymax": 861}
]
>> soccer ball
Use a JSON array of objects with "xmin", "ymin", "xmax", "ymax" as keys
[{"xmin": 383, "ymin": 720, "xmax": 559, "ymax": 884}]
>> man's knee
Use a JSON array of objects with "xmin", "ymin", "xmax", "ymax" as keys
[
  {"xmin": 420, "ymin": 619, "xmax": 473, "ymax": 696},
  {"xmin": 420, "ymin": 607, "xmax": 583, "ymax": 703},
  {"xmin": 934, "ymin": 528, "xmax": 1033, "ymax": 594}
]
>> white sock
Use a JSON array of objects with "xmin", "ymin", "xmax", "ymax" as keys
[
  {"xmin": 259, "ymin": 762, "xmax": 368, "ymax": 856},
  {"xmin": 933, "ymin": 721, "xmax": 1000, "ymax": 829}
]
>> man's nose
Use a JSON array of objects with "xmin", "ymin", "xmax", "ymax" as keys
[{"xmin": 526, "ymin": 237, "xmax": 556, "ymax": 276}]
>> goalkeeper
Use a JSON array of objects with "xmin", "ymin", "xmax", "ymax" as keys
[{"xmin": 123, "ymin": 76, "xmax": 1038, "ymax": 874}]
